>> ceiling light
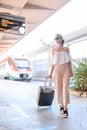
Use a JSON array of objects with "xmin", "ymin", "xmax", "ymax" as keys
[{"xmin": 18, "ymin": 26, "xmax": 25, "ymax": 34}]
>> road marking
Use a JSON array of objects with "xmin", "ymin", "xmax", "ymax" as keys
[{"xmin": 12, "ymin": 105, "xmax": 30, "ymax": 119}]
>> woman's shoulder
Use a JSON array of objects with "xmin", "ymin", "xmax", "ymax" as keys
[
  {"xmin": 51, "ymin": 47, "xmax": 70, "ymax": 55},
  {"xmin": 51, "ymin": 47, "xmax": 57, "ymax": 55},
  {"xmin": 64, "ymin": 47, "xmax": 70, "ymax": 53}
]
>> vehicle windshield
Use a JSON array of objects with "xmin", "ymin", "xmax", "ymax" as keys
[{"xmin": 14, "ymin": 58, "xmax": 30, "ymax": 69}]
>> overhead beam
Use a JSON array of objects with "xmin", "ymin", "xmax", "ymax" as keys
[
  {"xmin": 23, "ymin": 3, "xmax": 55, "ymax": 11},
  {"xmin": 64, "ymin": 26, "xmax": 87, "ymax": 45}
]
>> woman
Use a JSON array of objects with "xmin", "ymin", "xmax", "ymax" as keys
[{"xmin": 48, "ymin": 34, "xmax": 73, "ymax": 118}]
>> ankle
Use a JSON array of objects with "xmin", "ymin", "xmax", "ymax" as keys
[
  {"xmin": 64, "ymin": 107, "xmax": 68, "ymax": 110},
  {"xmin": 60, "ymin": 104, "xmax": 64, "ymax": 107}
]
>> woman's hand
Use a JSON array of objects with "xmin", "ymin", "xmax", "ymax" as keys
[
  {"xmin": 70, "ymin": 71, "xmax": 73, "ymax": 77},
  {"xmin": 48, "ymin": 64, "xmax": 55, "ymax": 78},
  {"xmin": 47, "ymin": 74, "xmax": 52, "ymax": 78}
]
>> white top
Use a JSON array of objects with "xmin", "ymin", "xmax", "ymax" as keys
[{"xmin": 52, "ymin": 51, "xmax": 72, "ymax": 65}]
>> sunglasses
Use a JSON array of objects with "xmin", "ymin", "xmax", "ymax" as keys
[{"xmin": 54, "ymin": 37, "xmax": 59, "ymax": 40}]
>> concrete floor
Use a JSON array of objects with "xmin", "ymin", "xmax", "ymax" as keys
[{"xmin": 0, "ymin": 79, "xmax": 87, "ymax": 130}]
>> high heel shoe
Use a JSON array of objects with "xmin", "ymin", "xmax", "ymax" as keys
[
  {"xmin": 60, "ymin": 106, "xmax": 64, "ymax": 114},
  {"xmin": 62, "ymin": 109, "xmax": 68, "ymax": 118}
]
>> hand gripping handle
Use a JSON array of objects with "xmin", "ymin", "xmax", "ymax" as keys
[{"xmin": 45, "ymin": 77, "xmax": 53, "ymax": 87}]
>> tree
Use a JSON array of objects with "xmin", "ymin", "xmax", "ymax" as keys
[{"xmin": 71, "ymin": 58, "xmax": 87, "ymax": 95}]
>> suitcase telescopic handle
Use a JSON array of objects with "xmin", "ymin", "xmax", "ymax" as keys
[{"xmin": 45, "ymin": 77, "xmax": 53, "ymax": 87}]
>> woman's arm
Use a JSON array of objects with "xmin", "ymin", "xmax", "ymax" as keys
[
  {"xmin": 48, "ymin": 64, "xmax": 55, "ymax": 78},
  {"xmin": 68, "ymin": 61, "xmax": 73, "ymax": 77},
  {"xmin": 48, "ymin": 48, "xmax": 55, "ymax": 78},
  {"xmin": 65, "ymin": 47, "xmax": 73, "ymax": 77}
]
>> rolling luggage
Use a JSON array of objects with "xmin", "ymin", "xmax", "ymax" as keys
[{"xmin": 37, "ymin": 78, "xmax": 55, "ymax": 108}]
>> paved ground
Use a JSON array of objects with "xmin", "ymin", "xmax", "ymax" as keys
[{"xmin": 0, "ymin": 79, "xmax": 87, "ymax": 130}]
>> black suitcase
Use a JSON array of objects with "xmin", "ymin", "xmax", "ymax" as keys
[{"xmin": 37, "ymin": 78, "xmax": 55, "ymax": 108}]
